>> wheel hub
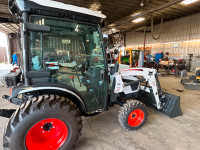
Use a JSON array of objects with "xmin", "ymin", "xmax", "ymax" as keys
[
  {"xmin": 43, "ymin": 123, "xmax": 53, "ymax": 131},
  {"xmin": 128, "ymin": 109, "xmax": 144, "ymax": 127},
  {"xmin": 26, "ymin": 118, "xmax": 68, "ymax": 150},
  {"xmin": 132, "ymin": 114, "xmax": 136, "ymax": 118}
]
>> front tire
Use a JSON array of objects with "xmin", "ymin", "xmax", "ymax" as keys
[
  {"xmin": 118, "ymin": 100, "xmax": 148, "ymax": 131},
  {"xmin": 3, "ymin": 95, "xmax": 83, "ymax": 150}
]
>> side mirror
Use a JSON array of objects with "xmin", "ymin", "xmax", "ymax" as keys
[
  {"xmin": 101, "ymin": 20, "xmax": 107, "ymax": 28},
  {"xmin": 103, "ymin": 37, "xmax": 108, "ymax": 50},
  {"xmin": 103, "ymin": 34, "xmax": 108, "ymax": 50},
  {"xmin": 9, "ymin": 17, "xmax": 23, "ymax": 23}
]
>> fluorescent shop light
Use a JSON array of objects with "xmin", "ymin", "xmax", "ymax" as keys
[
  {"xmin": 183, "ymin": 39, "xmax": 200, "ymax": 42},
  {"xmin": 161, "ymin": 41, "xmax": 182, "ymax": 44},
  {"xmin": 181, "ymin": 0, "xmax": 198, "ymax": 5},
  {"xmin": 146, "ymin": 43, "xmax": 160, "ymax": 45},
  {"xmin": 133, "ymin": 39, "xmax": 200, "ymax": 47},
  {"xmin": 132, "ymin": 17, "xmax": 145, "ymax": 23}
]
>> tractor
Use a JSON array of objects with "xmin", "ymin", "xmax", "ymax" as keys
[
  {"xmin": 118, "ymin": 49, "xmax": 141, "ymax": 67},
  {"xmin": 2, "ymin": 0, "xmax": 182, "ymax": 149}
]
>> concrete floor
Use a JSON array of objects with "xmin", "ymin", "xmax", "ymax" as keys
[{"xmin": 0, "ymin": 75, "xmax": 200, "ymax": 150}]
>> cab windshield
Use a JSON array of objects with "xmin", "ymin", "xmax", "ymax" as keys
[{"xmin": 30, "ymin": 16, "xmax": 104, "ymax": 71}]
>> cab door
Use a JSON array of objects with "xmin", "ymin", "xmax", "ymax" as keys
[{"xmin": 29, "ymin": 16, "xmax": 108, "ymax": 112}]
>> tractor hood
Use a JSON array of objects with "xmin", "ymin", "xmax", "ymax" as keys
[{"xmin": 8, "ymin": 0, "xmax": 106, "ymax": 25}]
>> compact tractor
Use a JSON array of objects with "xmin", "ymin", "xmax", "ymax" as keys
[
  {"xmin": 118, "ymin": 49, "xmax": 141, "ymax": 67},
  {"xmin": 2, "ymin": 0, "xmax": 182, "ymax": 149}
]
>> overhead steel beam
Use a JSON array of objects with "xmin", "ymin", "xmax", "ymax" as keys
[
  {"xmin": 1, "ymin": 23, "xmax": 16, "ymax": 32},
  {"xmin": 0, "ymin": 17, "xmax": 17, "ymax": 23},
  {"xmin": 131, "ymin": 0, "xmax": 184, "ymax": 19},
  {"xmin": 0, "ymin": 13, "xmax": 12, "ymax": 18},
  {"xmin": 115, "ymin": 0, "xmax": 184, "ymax": 27},
  {"xmin": 9, "ymin": 23, "xmax": 19, "ymax": 30},
  {"xmin": 0, "ymin": 27, "xmax": 9, "ymax": 34}
]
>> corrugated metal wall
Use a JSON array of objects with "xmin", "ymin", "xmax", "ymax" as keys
[
  {"xmin": 0, "ymin": 46, "xmax": 7, "ymax": 63},
  {"xmin": 126, "ymin": 13, "xmax": 200, "ymax": 57},
  {"xmin": 9, "ymin": 33, "xmax": 21, "ymax": 54},
  {"xmin": 7, "ymin": 33, "xmax": 21, "ymax": 64}
]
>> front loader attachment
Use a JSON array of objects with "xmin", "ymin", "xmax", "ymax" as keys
[
  {"xmin": 138, "ymin": 91, "xmax": 182, "ymax": 118},
  {"xmin": 160, "ymin": 91, "xmax": 182, "ymax": 118},
  {"xmin": 116, "ymin": 68, "xmax": 182, "ymax": 118}
]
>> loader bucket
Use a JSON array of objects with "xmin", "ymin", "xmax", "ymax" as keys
[
  {"xmin": 160, "ymin": 91, "xmax": 182, "ymax": 118},
  {"xmin": 138, "ymin": 91, "xmax": 182, "ymax": 118}
]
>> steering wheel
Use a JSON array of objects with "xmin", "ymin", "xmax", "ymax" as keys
[{"xmin": 71, "ymin": 62, "xmax": 85, "ymax": 73}]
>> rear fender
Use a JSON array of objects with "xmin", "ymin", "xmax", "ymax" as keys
[{"xmin": 10, "ymin": 86, "xmax": 87, "ymax": 115}]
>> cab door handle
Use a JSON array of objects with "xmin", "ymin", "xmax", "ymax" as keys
[{"xmin": 100, "ymin": 69, "xmax": 105, "ymax": 81}]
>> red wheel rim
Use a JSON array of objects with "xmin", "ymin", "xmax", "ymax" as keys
[
  {"xmin": 26, "ymin": 118, "xmax": 68, "ymax": 150},
  {"xmin": 128, "ymin": 109, "xmax": 144, "ymax": 127}
]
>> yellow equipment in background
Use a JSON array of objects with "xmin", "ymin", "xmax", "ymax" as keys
[
  {"xmin": 119, "ymin": 49, "xmax": 140, "ymax": 68},
  {"xmin": 195, "ymin": 67, "xmax": 200, "ymax": 81}
]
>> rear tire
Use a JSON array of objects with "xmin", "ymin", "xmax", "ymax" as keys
[
  {"xmin": 118, "ymin": 100, "xmax": 148, "ymax": 131},
  {"xmin": 3, "ymin": 95, "xmax": 83, "ymax": 150}
]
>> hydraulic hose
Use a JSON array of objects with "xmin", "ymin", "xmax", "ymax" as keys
[{"xmin": 151, "ymin": 14, "xmax": 164, "ymax": 40}]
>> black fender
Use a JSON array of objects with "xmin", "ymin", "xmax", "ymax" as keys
[{"xmin": 10, "ymin": 83, "xmax": 88, "ymax": 115}]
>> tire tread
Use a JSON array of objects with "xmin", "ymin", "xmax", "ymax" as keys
[
  {"xmin": 3, "ymin": 94, "xmax": 83, "ymax": 150},
  {"xmin": 118, "ymin": 100, "xmax": 148, "ymax": 131}
]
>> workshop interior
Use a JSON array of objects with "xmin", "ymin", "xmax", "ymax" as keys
[{"xmin": 0, "ymin": 0, "xmax": 200, "ymax": 150}]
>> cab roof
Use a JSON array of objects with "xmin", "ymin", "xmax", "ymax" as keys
[
  {"xmin": 9, "ymin": 0, "xmax": 106, "ymax": 25},
  {"xmin": 28, "ymin": 0, "xmax": 106, "ymax": 19}
]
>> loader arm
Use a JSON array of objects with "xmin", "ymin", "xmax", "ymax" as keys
[{"xmin": 114, "ymin": 68, "xmax": 163, "ymax": 109}]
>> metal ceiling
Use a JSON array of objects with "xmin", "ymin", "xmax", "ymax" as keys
[
  {"xmin": 0, "ymin": 18, "xmax": 20, "ymax": 34},
  {"xmin": 110, "ymin": 0, "xmax": 200, "ymax": 32},
  {"xmin": 0, "ymin": 0, "xmax": 200, "ymax": 34},
  {"xmin": 0, "ymin": 0, "xmax": 19, "ymax": 34}
]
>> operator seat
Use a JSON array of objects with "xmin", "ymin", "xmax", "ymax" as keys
[
  {"xmin": 110, "ymin": 63, "xmax": 119, "ymax": 75},
  {"xmin": 122, "ymin": 76, "xmax": 140, "ymax": 92}
]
